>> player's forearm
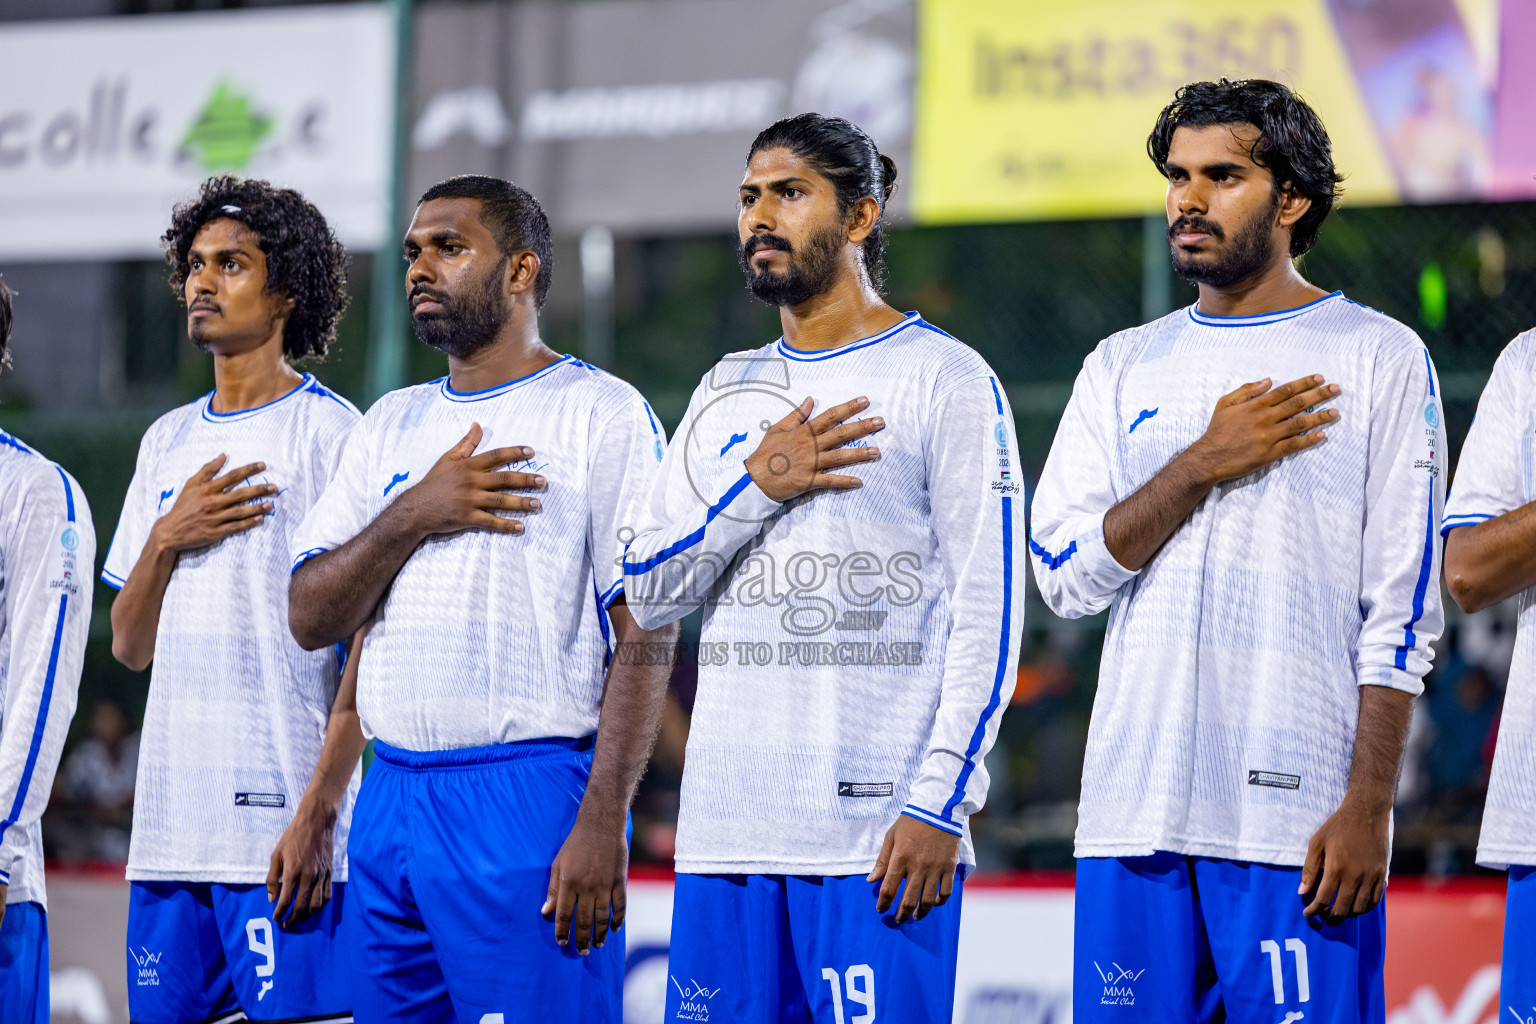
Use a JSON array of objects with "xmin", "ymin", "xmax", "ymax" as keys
[
  {"xmin": 109, "ymin": 533, "xmax": 179, "ymax": 671},
  {"xmin": 289, "ymin": 503, "xmax": 425, "ymax": 649},
  {"xmin": 1103, "ymin": 446, "xmax": 1219, "ymax": 571},
  {"xmin": 1343, "ymin": 684, "xmax": 1414, "ymax": 815},
  {"xmin": 576, "ymin": 610, "xmax": 676, "ymax": 831},
  {"xmin": 1445, "ymin": 506, "xmax": 1536, "ymax": 612},
  {"xmin": 299, "ymin": 631, "xmax": 368, "ymax": 817}
]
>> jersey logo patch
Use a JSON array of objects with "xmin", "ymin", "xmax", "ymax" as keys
[
  {"xmin": 1127, "ymin": 408, "xmax": 1159, "ymax": 434},
  {"xmin": 234, "ymin": 792, "xmax": 286, "ymax": 808},
  {"xmin": 719, "ymin": 432, "xmax": 748, "ymax": 457},
  {"xmin": 1248, "ymin": 770, "xmax": 1300, "ymax": 790},
  {"xmin": 838, "ymin": 781, "xmax": 893, "ymax": 797},
  {"xmin": 384, "ymin": 471, "xmax": 410, "ymax": 497},
  {"xmin": 157, "ymin": 488, "xmax": 176, "ymax": 512}
]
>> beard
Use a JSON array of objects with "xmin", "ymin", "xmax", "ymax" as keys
[
  {"xmin": 1169, "ymin": 191, "xmax": 1283, "ymax": 288},
  {"xmin": 411, "ymin": 254, "xmax": 509, "ymax": 359},
  {"xmin": 739, "ymin": 224, "xmax": 844, "ymax": 307}
]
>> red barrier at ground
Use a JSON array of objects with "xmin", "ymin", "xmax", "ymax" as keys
[{"xmin": 1384, "ymin": 877, "xmax": 1505, "ymax": 1024}]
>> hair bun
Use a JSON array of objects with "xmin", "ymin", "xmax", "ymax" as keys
[{"xmin": 878, "ymin": 153, "xmax": 899, "ymax": 203}]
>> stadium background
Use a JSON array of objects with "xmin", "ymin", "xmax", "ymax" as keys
[{"xmin": 0, "ymin": 0, "xmax": 1528, "ymax": 1020}]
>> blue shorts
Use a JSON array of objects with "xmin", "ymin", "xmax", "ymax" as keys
[
  {"xmin": 0, "ymin": 901, "xmax": 48, "ymax": 1024},
  {"xmin": 126, "ymin": 880, "xmax": 351, "ymax": 1024},
  {"xmin": 348, "ymin": 738, "xmax": 624, "ymax": 1024},
  {"xmin": 665, "ymin": 870, "xmax": 966, "ymax": 1024},
  {"xmin": 1505, "ymin": 865, "xmax": 1536, "ymax": 1019},
  {"xmin": 1075, "ymin": 853, "xmax": 1385, "ymax": 1024}
]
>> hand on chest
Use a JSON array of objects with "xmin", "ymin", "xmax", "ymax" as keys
[{"xmin": 156, "ymin": 450, "xmax": 292, "ymax": 522}]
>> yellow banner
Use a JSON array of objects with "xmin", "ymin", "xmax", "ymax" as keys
[{"xmin": 912, "ymin": 0, "xmax": 1405, "ymax": 223}]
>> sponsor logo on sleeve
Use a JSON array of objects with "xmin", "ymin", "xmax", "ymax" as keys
[
  {"xmin": 992, "ymin": 419, "xmax": 1020, "ymax": 495},
  {"xmin": 49, "ymin": 523, "xmax": 83, "ymax": 597}
]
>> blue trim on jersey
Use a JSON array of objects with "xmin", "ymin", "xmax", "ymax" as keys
[
  {"xmin": 599, "ymin": 579, "xmax": 624, "ymax": 608},
  {"xmin": 988, "ymin": 376, "xmax": 1003, "ymax": 414},
  {"xmin": 291, "ymin": 547, "xmax": 329, "ymax": 574},
  {"xmin": 0, "ymin": 470, "xmax": 75, "ymax": 852},
  {"xmin": 902, "ymin": 803, "xmax": 963, "ymax": 836},
  {"xmin": 1028, "ymin": 534, "xmax": 1077, "ymax": 570},
  {"xmin": 1188, "ymin": 291, "xmax": 1342, "ymax": 328},
  {"xmin": 942, "ymin": 493, "xmax": 1014, "ymax": 821},
  {"xmin": 641, "ymin": 401, "xmax": 660, "ymax": 436},
  {"xmin": 0, "ymin": 431, "xmax": 34, "ymax": 455},
  {"xmin": 1422, "ymin": 349, "xmax": 1436, "ymax": 397},
  {"xmin": 1396, "ymin": 485, "xmax": 1437, "ymax": 671},
  {"xmin": 623, "ymin": 472, "xmax": 756, "ymax": 576},
  {"xmin": 100, "ymin": 569, "xmax": 125, "ymax": 591},
  {"xmin": 304, "ymin": 377, "xmax": 356, "ymax": 411},
  {"xmin": 1440, "ymin": 512, "xmax": 1494, "ymax": 537},
  {"xmin": 439, "ymin": 355, "xmax": 573, "ymax": 402},
  {"xmin": 0, "ymin": 869, "xmax": 9, "ymax": 883},
  {"xmin": 776, "ymin": 312, "xmax": 919, "ymax": 361},
  {"xmin": 200, "ymin": 373, "xmax": 315, "ymax": 422}
]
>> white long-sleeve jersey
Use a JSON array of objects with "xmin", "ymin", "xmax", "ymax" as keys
[
  {"xmin": 623, "ymin": 313, "xmax": 1025, "ymax": 875},
  {"xmin": 1031, "ymin": 292, "xmax": 1444, "ymax": 867},
  {"xmin": 1441, "ymin": 329, "xmax": 1536, "ymax": 869},
  {"xmin": 0, "ymin": 431, "xmax": 94, "ymax": 909},
  {"xmin": 102, "ymin": 376, "xmax": 360, "ymax": 883}
]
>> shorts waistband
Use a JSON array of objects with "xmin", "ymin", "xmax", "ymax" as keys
[{"xmin": 372, "ymin": 735, "xmax": 594, "ymax": 769}]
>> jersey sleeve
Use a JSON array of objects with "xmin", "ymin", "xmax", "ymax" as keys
[
  {"xmin": 901, "ymin": 375, "xmax": 1026, "ymax": 835},
  {"xmin": 621, "ymin": 379, "xmax": 783, "ymax": 631},
  {"xmin": 588, "ymin": 393, "xmax": 667, "ymax": 611},
  {"xmin": 0, "ymin": 466, "xmax": 95, "ymax": 885},
  {"xmin": 1357, "ymin": 345, "xmax": 1445, "ymax": 695},
  {"xmin": 1027, "ymin": 344, "xmax": 1140, "ymax": 617},
  {"xmin": 291, "ymin": 416, "xmax": 376, "ymax": 573},
  {"xmin": 1442, "ymin": 341, "xmax": 1526, "ymax": 536},
  {"xmin": 101, "ymin": 429, "xmax": 158, "ymax": 590}
]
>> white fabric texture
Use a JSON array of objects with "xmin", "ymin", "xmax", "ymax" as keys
[
  {"xmin": 1442, "ymin": 329, "xmax": 1536, "ymax": 869},
  {"xmin": 290, "ymin": 356, "xmax": 664, "ymax": 752},
  {"xmin": 1030, "ymin": 293, "xmax": 1445, "ymax": 867},
  {"xmin": 623, "ymin": 313, "xmax": 1025, "ymax": 875},
  {"xmin": 101, "ymin": 376, "xmax": 360, "ymax": 883},
  {"xmin": 0, "ymin": 431, "xmax": 94, "ymax": 908}
]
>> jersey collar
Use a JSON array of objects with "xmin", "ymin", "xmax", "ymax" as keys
[
  {"xmin": 1187, "ymin": 291, "xmax": 1343, "ymax": 328},
  {"xmin": 438, "ymin": 354, "xmax": 573, "ymax": 403},
  {"xmin": 775, "ymin": 311, "xmax": 920, "ymax": 361},
  {"xmin": 200, "ymin": 373, "xmax": 315, "ymax": 423}
]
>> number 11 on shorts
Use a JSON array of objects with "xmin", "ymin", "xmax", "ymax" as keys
[
  {"xmin": 1259, "ymin": 938, "xmax": 1310, "ymax": 1005},
  {"xmin": 821, "ymin": 964, "xmax": 875, "ymax": 1024}
]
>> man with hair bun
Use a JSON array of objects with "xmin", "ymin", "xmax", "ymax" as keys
[
  {"xmin": 1030, "ymin": 79, "xmax": 1442, "ymax": 1021},
  {"xmin": 103, "ymin": 176, "xmax": 362, "ymax": 1024},
  {"xmin": 0, "ymin": 275, "xmax": 97, "ymax": 1024},
  {"xmin": 623, "ymin": 113, "xmax": 1024, "ymax": 1022}
]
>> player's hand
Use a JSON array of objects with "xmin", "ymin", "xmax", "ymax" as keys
[
  {"xmin": 542, "ymin": 816, "xmax": 627, "ymax": 956},
  {"xmin": 266, "ymin": 799, "xmax": 337, "ymax": 929},
  {"xmin": 867, "ymin": 814, "xmax": 960, "ymax": 924},
  {"xmin": 396, "ymin": 423, "xmax": 545, "ymax": 538},
  {"xmin": 744, "ymin": 396, "xmax": 883, "ymax": 502},
  {"xmin": 1298, "ymin": 795, "xmax": 1389, "ymax": 925},
  {"xmin": 151, "ymin": 455, "xmax": 275, "ymax": 553},
  {"xmin": 1183, "ymin": 375, "xmax": 1340, "ymax": 486}
]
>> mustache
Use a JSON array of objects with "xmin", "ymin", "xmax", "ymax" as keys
[
  {"xmin": 742, "ymin": 233, "xmax": 794, "ymax": 262},
  {"xmin": 188, "ymin": 298, "xmax": 220, "ymax": 312},
  {"xmin": 409, "ymin": 285, "xmax": 449, "ymax": 310},
  {"xmin": 1169, "ymin": 216, "xmax": 1225, "ymax": 241}
]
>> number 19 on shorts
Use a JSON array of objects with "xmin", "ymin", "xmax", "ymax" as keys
[{"xmin": 821, "ymin": 964, "xmax": 875, "ymax": 1024}]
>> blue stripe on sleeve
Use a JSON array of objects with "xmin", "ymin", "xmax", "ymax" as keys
[
  {"xmin": 623, "ymin": 472, "xmax": 755, "ymax": 576},
  {"xmin": 100, "ymin": 569, "xmax": 126, "ymax": 590},
  {"xmin": 941, "ymin": 494, "xmax": 1014, "ymax": 822},
  {"xmin": 902, "ymin": 804, "xmax": 964, "ymax": 836},
  {"xmin": 1028, "ymin": 534, "xmax": 1077, "ymax": 570},
  {"xmin": 291, "ymin": 548, "xmax": 329, "ymax": 574},
  {"xmin": 1, "ymin": 470, "xmax": 76, "ymax": 849},
  {"xmin": 1423, "ymin": 349, "xmax": 1435, "ymax": 397},
  {"xmin": 1395, "ymin": 486, "xmax": 1437, "ymax": 671},
  {"xmin": 1440, "ymin": 512, "xmax": 1493, "ymax": 537},
  {"xmin": 988, "ymin": 377, "xmax": 1003, "ymax": 415}
]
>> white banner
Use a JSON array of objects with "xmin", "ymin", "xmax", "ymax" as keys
[{"xmin": 0, "ymin": 6, "xmax": 393, "ymax": 261}]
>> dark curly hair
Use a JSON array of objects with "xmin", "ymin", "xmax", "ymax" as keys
[
  {"xmin": 748, "ymin": 113, "xmax": 899, "ymax": 291},
  {"xmin": 418, "ymin": 175, "xmax": 555, "ymax": 308},
  {"xmin": 1147, "ymin": 79, "xmax": 1344, "ymax": 257},
  {"xmin": 162, "ymin": 176, "xmax": 349, "ymax": 360},
  {"xmin": 0, "ymin": 274, "xmax": 12, "ymax": 373}
]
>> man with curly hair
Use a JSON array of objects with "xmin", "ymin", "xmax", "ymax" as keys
[
  {"xmin": 0, "ymin": 275, "xmax": 97, "ymax": 1024},
  {"xmin": 1030, "ymin": 80, "xmax": 1441, "ymax": 1021},
  {"xmin": 102, "ymin": 177, "xmax": 363, "ymax": 1024}
]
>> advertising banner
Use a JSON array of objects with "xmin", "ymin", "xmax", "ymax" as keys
[
  {"xmin": 0, "ymin": 6, "xmax": 394, "ymax": 261},
  {"xmin": 409, "ymin": 0, "xmax": 914, "ymax": 236},
  {"xmin": 913, "ymin": 0, "xmax": 1535, "ymax": 224},
  {"xmin": 44, "ymin": 872, "xmax": 1503, "ymax": 1024}
]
